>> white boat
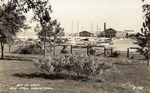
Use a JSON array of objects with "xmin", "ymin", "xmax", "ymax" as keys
[
  {"xmin": 97, "ymin": 38, "xmax": 113, "ymax": 47},
  {"xmin": 75, "ymin": 37, "xmax": 97, "ymax": 46}
]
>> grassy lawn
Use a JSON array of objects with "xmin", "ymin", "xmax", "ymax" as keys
[{"xmin": 0, "ymin": 44, "xmax": 150, "ymax": 93}]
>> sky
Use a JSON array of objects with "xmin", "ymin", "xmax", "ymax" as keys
[{"xmin": 16, "ymin": 0, "xmax": 150, "ymax": 38}]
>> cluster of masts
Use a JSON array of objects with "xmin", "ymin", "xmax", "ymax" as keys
[{"xmin": 71, "ymin": 21, "xmax": 106, "ymax": 37}]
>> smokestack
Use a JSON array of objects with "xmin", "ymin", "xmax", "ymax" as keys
[{"xmin": 104, "ymin": 22, "xmax": 106, "ymax": 31}]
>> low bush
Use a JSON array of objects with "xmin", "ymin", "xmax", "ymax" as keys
[
  {"xmin": 111, "ymin": 51, "xmax": 120, "ymax": 57},
  {"xmin": 18, "ymin": 42, "xmax": 44, "ymax": 54},
  {"xmin": 33, "ymin": 54, "xmax": 114, "ymax": 79},
  {"xmin": 89, "ymin": 48, "xmax": 96, "ymax": 55}
]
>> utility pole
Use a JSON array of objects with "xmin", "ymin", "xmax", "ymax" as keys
[
  {"xmin": 91, "ymin": 23, "xmax": 93, "ymax": 35},
  {"xmin": 90, "ymin": 22, "xmax": 93, "ymax": 37},
  {"xmin": 97, "ymin": 25, "xmax": 99, "ymax": 36}
]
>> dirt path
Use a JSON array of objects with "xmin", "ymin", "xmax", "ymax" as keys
[{"xmin": 109, "ymin": 40, "xmax": 139, "ymax": 52}]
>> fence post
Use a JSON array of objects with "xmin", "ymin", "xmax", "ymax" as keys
[
  {"xmin": 70, "ymin": 45, "xmax": 72, "ymax": 54},
  {"xmin": 87, "ymin": 45, "xmax": 89, "ymax": 56},
  {"xmin": 127, "ymin": 48, "xmax": 129, "ymax": 58},
  {"xmin": 111, "ymin": 48, "xmax": 113, "ymax": 57},
  {"xmin": 104, "ymin": 47, "xmax": 106, "ymax": 57},
  {"xmin": 53, "ymin": 45, "xmax": 56, "ymax": 56},
  {"xmin": 147, "ymin": 57, "xmax": 149, "ymax": 66}
]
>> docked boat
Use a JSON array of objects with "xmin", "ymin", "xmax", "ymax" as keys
[{"xmin": 97, "ymin": 38, "xmax": 113, "ymax": 47}]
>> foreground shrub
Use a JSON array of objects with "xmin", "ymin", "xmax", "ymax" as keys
[{"xmin": 33, "ymin": 54, "xmax": 114, "ymax": 79}]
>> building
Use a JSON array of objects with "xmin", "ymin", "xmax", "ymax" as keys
[
  {"xmin": 99, "ymin": 29, "xmax": 127, "ymax": 38},
  {"xmin": 98, "ymin": 31, "xmax": 105, "ymax": 37},
  {"xmin": 79, "ymin": 31, "xmax": 94, "ymax": 37},
  {"xmin": 105, "ymin": 28, "xmax": 116, "ymax": 38},
  {"xmin": 98, "ymin": 28, "xmax": 136, "ymax": 38}
]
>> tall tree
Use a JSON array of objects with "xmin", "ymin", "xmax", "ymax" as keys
[
  {"xmin": 18, "ymin": 0, "xmax": 64, "ymax": 57},
  {"xmin": 0, "ymin": 0, "xmax": 26, "ymax": 59},
  {"xmin": 0, "ymin": 0, "xmax": 52, "ymax": 58},
  {"xmin": 35, "ymin": 20, "xmax": 64, "ymax": 56},
  {"xmin": 0, "ymin": 0, "xmax": 62, "ymax": 58},
  {"xmin": 15, "ymin": 0, "xmax": 53, "ymax": 58},
  {"xmin": 137, "ymin": 0, "xmax": 150, "ymax": 65}
]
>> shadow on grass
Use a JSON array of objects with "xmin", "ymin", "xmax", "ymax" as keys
[
  {"xmin": 0, "ymin": 55, "xmax": 33, "ymax": 61},
  {"xmin": 12, "ymin": 73, "xmax": 93, "ymax": 82}
]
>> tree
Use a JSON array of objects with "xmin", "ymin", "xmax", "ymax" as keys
[
  {"xmin": 0, "ymin": 0, "xmax": 62, "ymax": 58},
  {"xmin": 15, "ymin": 0, "xmax": 53, "ymax": 58},
  {"xmin": 0, "ymin": 31, "xmax": 6, "ymax": 59},
  {"xmin": 0, "ymin": 0, "xmax": 26, "ymax": 59},
  {"xmin": 35, "ymin": 20, "xmax": 64, "ymax": 56},
  {"xmin": 137, "ymin": 0, "xmax": 150, "ymax": 65},
  {"xmin": 0, "ymin": 0, "xmax": 52, "ymax": 58}
]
